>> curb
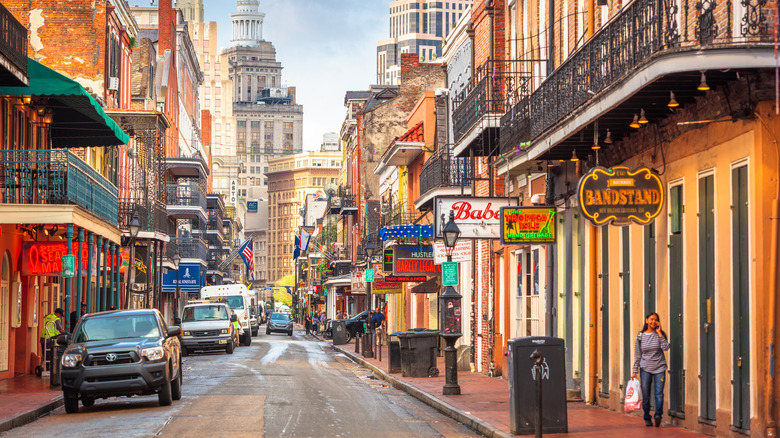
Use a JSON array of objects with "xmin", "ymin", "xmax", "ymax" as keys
[
  {"xmin": 331, "ymin": 344, "xmax": 513, "ymax": 438},
  {"xmin": 0, "ymin": 396, "xmax": 63, "ymax": 433}
]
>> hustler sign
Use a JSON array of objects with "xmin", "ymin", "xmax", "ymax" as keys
[{"xmin": 578, "ymin": 166, "xmax": 664, "ymax": 226}]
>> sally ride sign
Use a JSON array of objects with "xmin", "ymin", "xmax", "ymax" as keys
[
  {"xmin": 577, "ymin": 166, "xmax": 664, "ymax": 226},
  {"xmin": 434, "ymin": 197, "xmax": 518, "ymax": 240}
]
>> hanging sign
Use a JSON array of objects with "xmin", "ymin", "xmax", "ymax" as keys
[
  {"xmin": 22, "ymin": 242, "xmax": 103, "ymax": 277},
  {"xmin": 578, "ymin": 166, "xmax": 664, "ymax": 226},
  {"xmin": 434, "ymin": 196, "xmax": 518, "ymax": 240},
  {"xmin": 500, "ymin": 206, "xmax": 557, "ymax": 245},
  {"xmin": 350, "ymin": 271, "xmax": 366, "ymax": 293},
  {"xmin": 393, "ymin": 245, "xmax": 441, "ymax": 276},
  {"xmin": 247, "ymin": 201, "xmax": 258, "ymax": 213},
  {"xmin": 442, "ymin": 262, "xmax": 459, "ymax": 286},
  {"xmin": 432, "ymin": 240, "xmax": 472, "ymax": 264},
  {"xmin": 372, "ymin": 271, "xmax": 402, "ymax": 294},
  {"xmin": 365, "ymin": 268, "xmax": 375, "ymax": 282},
  {"xmin": 229, "ymin": 179, "xmax": 238, "ymax": 205}
]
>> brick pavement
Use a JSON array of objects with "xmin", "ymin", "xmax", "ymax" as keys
[{"xmin": 329, "ymin": 336, "xmax": 706, "ymax": 437}]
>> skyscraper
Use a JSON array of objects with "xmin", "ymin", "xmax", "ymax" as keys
[{"xmin": 377, "ymin": 0, "xmax": 472, "ymax": 84}]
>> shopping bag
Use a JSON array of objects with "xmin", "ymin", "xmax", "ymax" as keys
[{"xmin": 624, "ymin": 378, "xmax": 642, "ymax": 413}]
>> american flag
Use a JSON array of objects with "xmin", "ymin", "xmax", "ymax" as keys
[{"xmin": 239, "ymin": 239, "xmax": 255, "ymax": 280}]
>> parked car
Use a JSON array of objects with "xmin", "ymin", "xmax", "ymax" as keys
[
  {"xmin": 343, "ymin": 310, "xmax": 370, "ymax": 343},
  {"xmin": 59, "ymin": 309, "xmax": 183, "ymax": 413},
  {"xmin": 179, "ymin": 302, "xmax": 238, "ymax": 356},
  {"xmin": 266, "ymin": 312, "xmax": 293, "ymax": 336}
]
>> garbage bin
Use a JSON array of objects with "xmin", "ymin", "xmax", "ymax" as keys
[
  {"xmin": 387, "ymin": 332, "xmax": 402, "ymax": 373},
  {"xmin": 397, "ymin": 331, "xmax": 439, "ymax": 377},
  {"xmin": 332, "ymin": 320, "xmax": 348, "ymax": 345},
  {"xmin": 507, "ymin": 336, "xmax": 568, "ymax": 435}
]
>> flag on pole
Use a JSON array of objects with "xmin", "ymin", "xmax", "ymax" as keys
[
  {"xmin": 301, "ymin": 230, "xmax": 311, "ymax": 252},
  {"xmin": 239, "ymin": 239, "xmax": 255, "ymax": 280},
  {"xmin": 293, "ymin": 234, "xmax": 301, "ymax": 260}
]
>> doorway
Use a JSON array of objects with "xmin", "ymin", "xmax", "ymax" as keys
[
  {"xmin": 698, "ymin": 173, "xmax": 716, "ymax": 421},
  {"xmin": 0, "ymin": 253, "xmax": 9, "ymax": 372},
  {"xmin": 731, "ymin": 164, "xmax": 750, "ymax": 430},
  {"xmin": 668, "ymin": 183, "xmax": 685, "ymax": 416}
]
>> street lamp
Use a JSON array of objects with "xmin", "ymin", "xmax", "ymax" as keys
[
  {"xmin": 364, "ymin": 239, "xmax": 375, "ymax": 309},
  {"xmin": 439, "ymin": 210, "xmax": 462, "ymax": 395},
  {"xmin": 126, "ymin": 212, "xmax": 142, "ymax": 309},
  {"xmin": 172, "ymin": 253, "xmax": 181, "ymax": 320}
]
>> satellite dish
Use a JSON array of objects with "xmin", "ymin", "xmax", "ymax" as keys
[{"xmin": 324, "ymin": 183, "xmax": 338, "ymax": 197}]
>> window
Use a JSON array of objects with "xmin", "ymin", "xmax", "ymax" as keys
[
  {"xmin": 284, "ymin": 122, "xmax": 293, "ymax": 130},
  {"xmin": 285, "ymin": 133, "xmax": 293, "ymax": 141},
  {"xmin": 251, "ymin": 121, "xmax": 261, "ymax": 128},
  {"xmin": 237, "ymin": 121, "xmax": 246, "ymax": 128},
  {"xmin": 264, "ymin": 121, "xmax": 273, "ymax": 129}
]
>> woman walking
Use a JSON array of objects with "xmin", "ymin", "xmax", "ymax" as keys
[{"xmin": 631, "ymin": 312, "xmax": 670, "ymax": 427}]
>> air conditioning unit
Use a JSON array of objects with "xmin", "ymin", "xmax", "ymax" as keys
[{"xmin": 108, "ymin": 77, "xmax": 119, "ymax": 91}]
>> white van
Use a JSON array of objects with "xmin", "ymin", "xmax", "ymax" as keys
[{"xmin": 200, "ymin": 284, "xmax": 254, "ymax": 346}]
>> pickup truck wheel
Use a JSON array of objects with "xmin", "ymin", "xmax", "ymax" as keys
[
  {"xmin": 171, "ymin": 362, "xmax": 182, "ymax": 401},
  {"xmin": 158, "ymin": 373, "xmax": 173, "ymax": 406},
  {"xmin": 81, "ymin": 396, "xmax": 95, "ymax": 407},
  {"xmin": 226, "ymin": 341, "xmax": 234, "ymax": 354},
  {"xmin": 64, "ymin": 392, "xmax": 79, "ymax": 414}
]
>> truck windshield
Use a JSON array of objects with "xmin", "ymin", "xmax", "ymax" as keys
[
  {"xmin": 74, "ymin": 314, "xmax": 160, "ymax": 342},
  {"xmin": 183, "ymin": 305, "xmax": 228, "ymax": 322},
  {"xmin": 213, "ymin": 295, "xmax": 244, "ymax": 310}
]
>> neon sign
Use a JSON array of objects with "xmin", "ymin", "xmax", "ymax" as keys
[
  {"xmin": 500, "ymin": 206, "xmax": 556, "ymax": 244},
  {"xmin": 578, "ymin": 166, "xmax": 664, "ymax": 226},
  {"xmin": 22, "ymin": 242, "xmax": 116, "ymax": 276}
]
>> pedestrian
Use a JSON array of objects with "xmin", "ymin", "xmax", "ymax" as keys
[
  {"xmin": 70, "ymin": 303, "xmax": 87, "ymax": 333},
  {"xmin": 40, "ymin": 308, "xmax": 65, "ymax": 365},
  {"xmin": 370, "ymin": 306, "xmax": 385, "ymax": 346},
  {"xmin": 631, "ymin": 312, "xmax": 669, "ymax": 428},
  {"xmin": 305, "ymin": 313, "xmax": 311, "ymax": 335}
]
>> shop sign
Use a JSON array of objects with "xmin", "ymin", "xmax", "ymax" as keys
[
  {"xmin": 162, "ymin": 262, "xmax": 202, "ymax": 293},
  {"xmin": 382, "ymin": 248, "xmax": 393, "ymax": 273},
  {"xmin": 385, "ymin": 275, "xmax": 427, "ymax": 282},
  {"xmin": 432, "ymin": 240, "xmax": 472, "ymax": 264},
  {"xmin": 434, "ymin": 196, "xmax": 518, "ymax": 240},
  {"xmin": 247, "ymin": 201, "xmax": 258, "ymax": 213},
  {"xmin": 350, "ymin": 271, "xmax": 366, "ymax": 293},
  {"xmin": 365, "ymin": 268, "xmax": 375, "ymax": 282},
  {"xmin": 578, "ymin": 166, "xmax": 664, "ymax": 226},
  {"xmin": 62, "ymin": 255, "xmax": 75, "ymax": 278},
  {"xmin": 22, "ymin": 242, "xmax": 102, "ymax": 276},
  {"xmin": 500, "ymin": 206, "xmax": 557, "ymax": 245},
  {"xmin": 372, "ymin": 271, "xmax": 402, "ymax": 294},
  {"xmin": 442, "ymin": 262, "xmax": 458, "ymax": 286},
  {"xmin": 229, "ymin": 179, "xmax": 238, "ymax": 205},
  {"xmin": 393, "ymin": 245, "xmax": 441, "ymax": 276}
]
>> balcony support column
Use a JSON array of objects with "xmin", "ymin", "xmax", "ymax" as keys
[
  {"xmin": 64, "ymin": 224, "xmax": 73, "ymax": 332},
  {"xmin": 96, "ymin": 236, "xmax": 103, "ymax": 312},
  {"xmin": 108, "ymin": 244, "xmax": 115, "ymax": 309},
  {"xmin": 114, "ymin": 244, "xmax": 120, "ymax": 309},
  {"xmin": 75, "ymin": 228, "xmax": 84, "ymax": 320},
  {"xmin": 86, "ymin": 233, "xmax": 94, "ymax": 312},
  {"xmin": 102, "ymin": 239, "xmax": 109, "ymax": 310}
]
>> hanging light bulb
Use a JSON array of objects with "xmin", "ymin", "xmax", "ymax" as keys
[
  {"xmin": 547, "ymin": 161, "xmax": 554, "ymax": 167},
  {"xmin": 668, "ymin": 91, "xmax": 679, "ymax": 108},
  {"xmin": 570, "ymin": 150, "xmax": 579, "ymax": 162},
  {"xmin": 697, "ymin": 71, "xmax": 710, "ymax": 91},
  {"xmin": 639, "ymin": 109, "xmax": 649, "ymax": 124},
  {"xmin": 604, "ymin": 129, "xmax": 613, "ymax": 144},
  {"xmin": 630, "ymin": 114, "xmax": 640, "ymax": 129}
]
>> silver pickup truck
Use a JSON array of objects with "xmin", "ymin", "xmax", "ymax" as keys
[{"xmin": 179, "ymin": 303, "xmax": 238, "ymax": 356}]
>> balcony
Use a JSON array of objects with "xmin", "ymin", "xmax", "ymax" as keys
[
  {"xmin": 500, "ymin": 0, "xmax": 776, "ymax": 169},
  {"xmin": 165, "ymin": 239, "xmax": 178, "ymax": 260},
  {"xmin": 0, "ymin": 3, "xmax": 29, "ymax": 86},
  {"xmin": 415, "ymin": 145, "xmax": 472, "ymax": 210},
  {"xmin": 0, "ymin": 149, "xmax": 118, "ymax": 226},
  {"xmin": 165, "ymin": 182, "xmax": 207, "ymax": 221},
  {"xmin": 172, "ymin": 236, "xmax": 208, "ymax": 261},
  {"xmin": 452, "ymin": 61, "xmax": 529, "ymax": 157},
  {"xmin": 381, "ymin": 200, "xmax": 420, "ymax": 227},
  {"xmin": 119, "ymin": 199, "xmax": 171, "ymax": 236}
]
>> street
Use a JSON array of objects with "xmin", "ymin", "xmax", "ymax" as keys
[{"xmin": 1, "ymin": 330, "xmax": 477, "ymax": 438}]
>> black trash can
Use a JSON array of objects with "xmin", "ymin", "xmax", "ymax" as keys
[
  {"xmin": 397, "ymin": 331, "xmax": 439, "ymax": 377},
  {"xmin": 507, "ymin": 336, "xmax": 568, "ymax": 435},
  {"xmin": 387, "ymin": 332, "xmax": 402, "ymax": 373},
  {"xmin": 332, "ymin": 320, "xmax": 348, "ymax": 345}
]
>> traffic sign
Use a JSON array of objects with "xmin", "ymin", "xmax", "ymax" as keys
[
  {"xmin": 365, "ymin": 268, "xmax": 375, "ymax": 282},
  {"xmin": 442, "ymin": 262, "xmax": 458, "ymax": 286}
]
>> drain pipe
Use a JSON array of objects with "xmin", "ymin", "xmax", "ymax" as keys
[
  {"xmin": 588, "ymin": 224, "xmax": 598, "ymax": 403},
  {"xmin": 756, "ymin": 111, "xmax": 778, "ymax": 437}
]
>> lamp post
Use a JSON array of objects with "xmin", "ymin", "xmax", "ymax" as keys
[
  {"xmin": 126, "ymin": 212, "xmax": 141, "ymax": 309},
  {"xmin": 172, "ymin": 253, "xmax": 181, "ymax": 321},
  {"xmin": 364, "ymin": 240, "xmax": 375, "ymax": 309},
  {"xmin": 439, "ymin": 210, "xmax": 462, "ymax": 395}
]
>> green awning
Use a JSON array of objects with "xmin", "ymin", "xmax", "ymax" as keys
[{"xmin": 0, "ymin": 58, "xmax": 129, "ymax": 147}]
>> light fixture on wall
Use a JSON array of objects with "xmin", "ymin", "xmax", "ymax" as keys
[
  {"xmin": 604, "ymin": 129, "xmax": 613, "ymax": 144},
  {"xmin": 697, "ymin": 71, "xmax": 710, "ymax": 91},
  {"xmin": 639, "ymin": 109, "xmax": 649, "ymax": 124},
  {"xmin": 668, "ymin": 91, "xmax": 679, "ymax": 108},
  {"xmin": 630, "ymin": 114, "xmax": 641, "ymax": 129},
  {"xmin": 570, "ymin": 150, "xmax": 579, "ymax": 162}
]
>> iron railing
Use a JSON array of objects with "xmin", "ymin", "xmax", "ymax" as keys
[
  {"xmin": 504, "ymin": 0, "xmax": 772, "ymax": 155},
  {"xmin": 165, "ymin": 240, "xmax": 178, "ymax": 260},
  {"xmin": 119, "ymin": 199, "xmax": 171, "ymax": 235},
  {"xmin": 164, "ymin": 182, "xmax": 206, "ymax": 212},
  {"xmin": 0, "ymin": 149, "xmax": 118, "ymax": 225},
  {"xmin": 172, "ymin": 236, "xmax": 208, "ymax": 261},
  {"xmin": 381, "ymin": 200, "xmax": 420, "ymax": 227},
  {"xmin": 0, "ymin": 3, "xmax": 28, "ymax": 78},
  {"xmin": 419, "ymin": 145, "xmax": 471, "ymax": 197},
  {"xmin": 452, "ymin": 60, "xmax": 530, "ymax": 146}
]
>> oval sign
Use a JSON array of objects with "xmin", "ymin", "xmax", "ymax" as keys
[{"xmin": 577, "ymin": 166, "xmax": 664, "ymax": 226}]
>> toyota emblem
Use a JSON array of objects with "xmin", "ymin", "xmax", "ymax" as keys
[{"xmin": 105, "ymin": 353, "xmax": 117, "ymax": 362}]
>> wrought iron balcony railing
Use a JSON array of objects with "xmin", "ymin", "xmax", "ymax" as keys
[
  {"xmin": 165, "ymin": 240, "xmax": 178, "ymax": 260},
  {"xmin": 504, "ymin": 0, "xmax": 772, "ymax": 155},
  {"xmin": 0, "ymin": 3, "xmax": 28, "ymax": 80},
  {"xmin": 452, "ymin": 60, "xmax": 530, "ymax": 146},
  {"xmin": 165, "ymin": 182, "xmax": 206, "ymax": 214},
  {"xmin": 419, "ymin": 145, "xmax": 471, "ymax": 198},
  {"xmin": 0, "ymin": 149, "xmax": 118, "ymax": 225},
  {"xmin": 120, "ymin": 199, "xmax": 171, "ymax": 235},
  {"xmin": 381, "ymin": 201, "xmax": 419, "ymax": 227},
  {"xmin": 172, "ymin": 236, "xmax": 208, "ymax": 261}
]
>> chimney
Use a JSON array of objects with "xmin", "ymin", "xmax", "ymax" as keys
[{"xmin": 158, "ymin": 0, "xmax": 174, "ymax": 58}]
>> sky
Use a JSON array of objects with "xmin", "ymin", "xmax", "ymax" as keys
[{"xmin": 201, "ymin": 0, "xmax": 388, "ymax": 150}]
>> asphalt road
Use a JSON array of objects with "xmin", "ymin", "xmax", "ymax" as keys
[{"xmin": 2, "ymin": 328, "xmax": 478, "ymax": 437}]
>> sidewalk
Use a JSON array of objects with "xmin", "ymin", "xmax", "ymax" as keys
[
  {"xmin": 319, "ymin": 333, "xmax": 706, "ymax": 438},
  {"xmin": 0, "ymin": 375, "xmax": 62, "ymax": 433}
]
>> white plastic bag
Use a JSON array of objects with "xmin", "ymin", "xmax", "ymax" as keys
[{"xmin": 624, "ymin": 378, "xmax": 642, "ymax": 413}]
